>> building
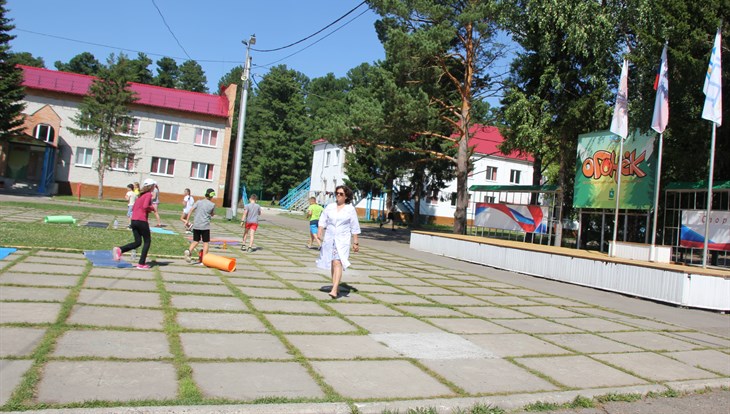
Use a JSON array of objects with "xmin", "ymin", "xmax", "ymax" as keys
[
  {"xmin": 0, "ymin": 65, "xmax": 238, "ymax": 206},
  {"xmin": 309, "ymin": 124, "xmax": 536, "ymax": 225}
]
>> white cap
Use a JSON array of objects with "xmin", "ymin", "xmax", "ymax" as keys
[{"xmin": 142, "ymin": 178, "xmax": 156, "ymax": 187}]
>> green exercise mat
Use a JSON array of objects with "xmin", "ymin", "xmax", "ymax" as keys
[{"xmin": 44, "ymin": 215, "xmax": 77, "ymax": 224}]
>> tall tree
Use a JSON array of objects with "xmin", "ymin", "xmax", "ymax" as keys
[
  {"xmin": 128, "ymin": 52, "xmax": 153, "ymax": 84},
  {"xmin": 69, "ymin": 54, "xmax": 139, "ymax": 199},
  {"xmin": 0, "ymin": 0, "xmax": 25, "ymax": 140},
  {"xmin": 55, "ymin": 52, "xmax": 101, "ymax": 75},
  {"xmin": 154, "ymin": 56, "xmax": 179, "ymax": 88},
  {"xmin": 178, "ymin": 60, "xmax": 208, "ymax": 92},
  {"xmin": 8, "ymin": 51, "xmax": 45, "ymax": 68}
]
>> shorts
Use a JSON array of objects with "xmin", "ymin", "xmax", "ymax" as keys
[
  {"xmin": 245, "ymin": 223, "xmax": 258, "ymax": 231},
  {"xmin": 192, "ymin": 229, "xmax": 210, "ymax": 243},
  {"xmin": 127, "ymin": 206, "xmax": 133, "ymax": 217},
  {"xmin": 309, "ymin": 221, "xmax": 318, "ymax": 235}
]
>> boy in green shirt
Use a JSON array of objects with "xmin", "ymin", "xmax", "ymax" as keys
[{"xmin": 306, "ymin": 197, "xmax": 324, "ymax": 249}]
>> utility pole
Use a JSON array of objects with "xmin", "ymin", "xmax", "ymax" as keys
[{"xmin": 230, "ymin": 34, "xmax": 255, "ymax": 218}]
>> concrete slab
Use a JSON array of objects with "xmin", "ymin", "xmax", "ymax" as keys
[
  {"xmin": 67, "ymin": 305, "xmax": 164, "ymax": 330},
  {"xmin": 593, "ymin": 352, "xmax": 720, "ymax": 381},
  {"xmin": 0, "ymin": 359, "xmax": 33, "ymax": 405},
  {"xmin": 516, "ymin": 355, "xmax": 647, "ymax": 388},
  {"xmin": 272, "ymin": 272, "xmax": 328, "ymax": 282},
  {"xmin": 372, "ymin": 277, "xmax": 432, "ymax": 286},
  {"xmin": 0, "ymin": 302, "xmax": 61, "ymax": 323},
  {"xmin": 0, "ymin": 286, "xmax": 70, "ymax": 301},
  {"xmin": 396, "ymin": 305, "xmax": 467, "ymax": 317},
  {"xmin": 177, "ymin": 311, "xmax": 266, "ymax": 332},
  {"xmin": 493, "ymin": 318, "xmax": 580, "ymax": 334},
  {"xmin": 663, "ymin": 331, "xmax": 730, "ymax": 348},
  {"xmin": 10, "ymin": 262, "xmax": 83, "ymax": 275},
  {"xmin": 164, "ymin": 282, "xmax": 232, "ymax": 295},
  {"xmin": 555, "ymin": 317, "xmax": 639, "ymax": 332},
  {"xmin": 286, "ymin": 334, "xmax": 401, "ymax": 359},
  {"xmin": 365, "ymin": 292, "xmax": 432, "ymax": 305},
  {"xmin": 603, "ymin": 331, "xmax": 703, "ymax": 351},
  {"xmin": 25, "ymin": 256, "xmax": 87, "ymax": 266},
  {"xmin": 352, "ymin": 284, "xmax": 408, "ymax": 294},
  {"xmin": 493, "ymin": 288, "xmax": 547, "ymax": 297},
  {"xmin": 190, "ymin": 361, "xmax": 324, "ymax": 400},
  {"xmin": 453, "ymin": 287, "xmax": 502, "ymax": 295},
  {"xmin": 426, "ymin": 295, "xmax": 490, "ymax": 306},
  {"xmin": 88, "ymin": 267, "xmax": 155, "ymax": 279},
  {"xmin": 265, "ymin": 314, "xmax": 358, "ymax": 333},
  {"xmin": 512, "ymin": 306, "xmax": 584, "ymax": 318},
  {"xmin": 84, "ymin": 277, "xmax": 157, "ymax": 291},
  {"xmin": 350, "ymin": 315, "xmax": 445, "ymax": 334},
  {"xmin": 327, "ymin": 302, "xmax": 401, "ymax": 316},
  {"xmin": 53, "ymin": 330, "xmax": 171, "ymax": 358},
  {"xmin": 0, "ymin": 327, "xmax": 46, "ymax": 356},
  {"xmin": 433, "ymin": 279, "xmax": 480, "ymax": 288},
  {"xmin": 159, "ymin": 265, "xmax": 220, "ymax": 276},
  {"xmin": 35, "ymin": 361, "xmax": 177, "ymax": 404},
  {"xmin": 421, "ymin": 358, "xmax": 558, "ymax": 394},
  {"xmin": 425, "ymin": 317, "xmax": 513, "ymax": 334},
  {"xmin": 77, "ymin": 289, "xmax": 160, "ymax": 308},
  {"xmin": 539, "ymin": 333, "xmax": 642, "ymax": 354},
  {"xmin": 371, "ymin": 332, "xmax": 495, "ymax": 359},
  {"xmin": 398, "ymin": 285, "xmax": 459, "ymax": 295},
  {"xmin": 619, "ymin": 318, "xmax": 685, "ymax": 331},
  {"xmin": 171, "ymin": 294, "xmax": 247, "ymax": 311},
  {"xmin": 484, "ymin": 296, "xmax": 540, "ymax": 306},
  {"xmin": 0, "ymin": 273, "xmax": 78, "ymax": 287},
  {"xmin": 161, "ymin": 273, "xmax": 223, "ymax": 284},
  {"xmin": 311, "ymin": 360, "xmax": 453, "ymax": 399},
  {"xmin": 457, "ymin": 306, "xmax": 530, "ymax": 319},
  {"xmin": 236, "ymin": 286, "xmax": 304, "ymax": 299},
  {"xmin": 227, "ymin": 277, "xmax": 286, "ymax": 288},
  {"xmin": 464, "ymin": 333, "xmax": 571, "ymax": 357},
  {"xmin": 179, "ymin": 333, "xmax": 290, "ymax": 359},
  {"xmin": 536, "ymin": 297, "xmax": 592, "ymax": 307},
  {"xmin": 249, "ymin": 298, "xmax": 329, "ymax": 314}
]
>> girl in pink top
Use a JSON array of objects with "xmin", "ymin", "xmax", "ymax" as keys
[{"xmin": 113, "ymin": 178, "xmax": 156, "ymax": 269}]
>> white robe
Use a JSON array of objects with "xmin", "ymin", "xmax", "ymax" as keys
[{"xmin": 316, "ymin": 203, "xmax": 361, "ymax": 270}]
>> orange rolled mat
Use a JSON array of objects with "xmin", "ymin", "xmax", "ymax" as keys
[{"xmin": 201, "ymin": 253, "xmax": 236, "ymax": 272}]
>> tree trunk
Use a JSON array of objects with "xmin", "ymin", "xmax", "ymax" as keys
[
  {"xmin": 453, "ymin": 21, "xmax": 474, "ymax": 235},
  {"xmin": 554, "ymin": 145, "xmax": 567, "ymax": 247},
  {"xmin": 453, "ymin": 133, "xmax": 469, "ymax": 234}
]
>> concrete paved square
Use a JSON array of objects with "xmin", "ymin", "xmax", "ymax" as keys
[
  {"xmin": 88, "ymin": 267, "xmax": 156, "ymax": 279},
  {"xmin": 355, "ymin": 284, "xmax": 408, "ymax": 294},
  {"xmin": 0, "ymin": 272, "xmax": 78, "ymax": 287},
  {"xmin": 249, "ymin": 298, "xmax": 329, "ymax": 314},
  {"xmin": 177, "ymin": 311, "xmax": 266, "ymax": 332},
  {"xmin": 370, "ymin": 332, "xmax": 496, "ymax": 359},
  {"xmin": 593, "ymin": 352, "xmax": 720, "ymax": 381},
  {"xmin": 286, "ymin": 334, "xmax": 402, "ymax": 359},
  {"xmin": 190, "ymin": 361, "xmax": 325, "ymax": 400},
  {"xmin": 516, "ymin": 355, "xmax": 647, "ymax": 388},
  {"xmin": 327, "ymin": 302, "xmax": 401, "ymax": 316},
  {"xmin": 165, "ymin": 282, "xmax": 232, "ymax": 295},
  {"xmin": 0, "ymin": 327, "xmax": 46, "ymax": 356},
  {"xmin": 237, "ymin": 286, "xmax": 304, "ymax": 299},
  {"xmin": 539, "ymin": 333, "xmax": 642, "ymax": 354},
  {"xmin": 619, "ymin": 318, "xmax": 684, "ymax": 331},
  {"xmin": 0, "ymin": 286, "xmax": 69, "ymax": 301},
  {"xmin": 427, "ymin": 295, "xmax": 490, "ymax": 306},
  {"xmin": 555, "ymin": 317, "xmax": 638, "ymax": 332},
  {"xmin": 536, "ymin": 297, "xmax": 592, "ymax": 307},
  {"xmin": 464, "ymin": 333, "xmax": 571, "ymax": 357},
  {"xmin": 663, "ymin": 331, "xmax": 730, "ymax": 348},
  {"xmin": 171, "ymin": 294, "xmax": 247, "ymax": 311},
  {"xmin": 0, "ymin": 302, "xmax": 61, "ymax": 323},
  {"xmin": 454, "ymin": 287, "xmax": 502, "ymax": 296},
  {"xmin": 10, "ymin": 262, "xmax": 83, "ymax": 275},
  {"xmin": 396, "ymin": 305, "xmax": 467, "ymax": 317},
  {"xmin": 421, "ymin": 358, "xmax": 558, "ymax": 394},
  {"xmin": 373, "ymin": 277, "xmax": 432, "ymax": 286},
  {"xmin": 513, "ymin": 306, "xmax": 584, "ymax": 318},
  {"xmin": 228, "ymin": 277, "xmax": 286, "ymax": 288},
  {"xmin": 84, "ymin": 277, "xmax": 157, "ymax": 291},
  {"xmin": 161, "ymin": 273, "xmax": 223, "ymax": 283},
  {"xmin": 53, "ymin": 330, "xmax": 171, "ymax": 358},
  {"xmin": 494, "ymin": 318, "xmax": 579, "ymax": 334},
  {"xmin": 0, "ymin": 359, "xmax": 33, "ymax": 405},
  {"xmin": 179, "ymin": 333, "xmax": 291, "ymax": 359},
  {"xmin": 484, "ymin": 296, "xmax": 540, "ymax": 306},
  {"xmin": 665, "ymin": 350, "xmax": 730, "ymax": 376},
  {"xmin": 603, "ymin": 331, "xmax": 703, "ymax": 351},
  {"xmin": 425, "ymin": 317, "xmax": 513, "ymax": 334},
  {"xmin": 265, "ymin": 314, "xmax": 358, "ymax": 333},
  {"xmin": 26, "ymin": 256, "xmax": 87, "ymax": 266},
  {"xmin": 66, "ymin": 305, "xmax": 164, "ymax": 330},
  {"xmin": 399, "ymin": 285, "xmax": 460, "ymax": 295},
  {"xmin": 35, "ymin": 361, "xmax": 177, "ymax": 403},
  {"xmin": 458, "ymin": 306, "xmax": 530, "ymax": 319},
  {"xmin": 311, "ymin": 360, "xmax": 453, "ymax": 399},
  {"xmin": 365, "ymin": 292, "xmax": 432, "ymax": 305},
  {"xmin": 349, "ymin": 315, "xmax": 445, "ymax": 333},
  {"xmin": 77, "ymin": 289, "xmax": 160, "ymax": 308}
]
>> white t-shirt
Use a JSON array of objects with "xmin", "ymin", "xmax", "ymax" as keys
[{"xmin": 183, "ymin": 194, "xmax": 194, "ymax": 213}]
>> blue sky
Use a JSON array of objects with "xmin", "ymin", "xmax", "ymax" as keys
[{"xmin": 7, "ymin": 0, "xmax": 385, "ymax": 93}]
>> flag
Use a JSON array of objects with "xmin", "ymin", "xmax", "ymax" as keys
[
  {"xmin": 610, "ymin": 59, "xmax": 629, "ymax": 139},
  {"xmin": 702, "ymin": 28, "xmax": 722, "ymax": 125},
  {"xmin": 652, "ymin": 44, "xmax": 669, "ymax": 133}
]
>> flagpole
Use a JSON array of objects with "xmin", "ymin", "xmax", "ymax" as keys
[
  {"xmin": 650, "ymin": 133, "xmax": 663, "ymax": 261},
  {"xmin": 702, "ymin": 124, "xmax": 717, "ymax": 268},
  {"xmin": 611, "ymin": 137, "xmax": 624, "ymax": 257}
]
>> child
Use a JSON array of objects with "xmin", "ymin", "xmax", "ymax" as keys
[
  {"xmin": 180, "ymin": 188, "xmax": 194, "ymax": 232},
  {"xmin": 113, "ymin": 178, "xmax": 156, "ymax": 269},
  {"xmin": 240, "ymin": 194, "xmax": 261, "ymax": 252},
  {"xmin": 184, "ymin": 188, "xmax": 216, "ymax": 263},
  {"xmin": 124, "ymin": 183, "xmax": 137, "ymax": 228},
  {"xmin": 305, "ymin": 197, "xmax": 323, "ymax": 249},
  {"xmin": 151, "ymin": 184, "xmax": 162, "ymax": 227}
]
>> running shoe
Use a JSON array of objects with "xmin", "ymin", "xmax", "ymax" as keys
[
  {"xmin": 184, "ymin": 249, "xmax": 191, "ymax": 263},
  {"xmin": 112, "ymin": 247, "xmax": 122, "ymax": 261},
  {"xmin": 135, "ymin": 264, "xmax": 151, "ymax": 270}
]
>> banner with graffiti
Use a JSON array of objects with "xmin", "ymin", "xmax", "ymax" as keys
[
  {"xmin": 680, "ymin": 210, "xmax": 730, "ymax": 251},
  {"xmin": 573, "ymin": 130, "xmax": 658, "ymax": 209},
  {"xmin": 474, "ymin": 203, "xmax": 549, "ymax": 234}
]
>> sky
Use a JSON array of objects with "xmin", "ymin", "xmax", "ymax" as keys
[{"xmin": 7, "ymin": 0, "xmax": 385, "ymax": 93}]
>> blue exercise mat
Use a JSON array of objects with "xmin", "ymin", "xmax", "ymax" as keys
[
  {"xmin": 151, "ymin": 227, "xmax": 177, "ymax": 235},
  {"xmin": 0, "ymin": 247, "xmax": 17, "ymax": 260},
  {"xmin": 83, "ymin": 250, "xmax": 134, "ymax": 268}
]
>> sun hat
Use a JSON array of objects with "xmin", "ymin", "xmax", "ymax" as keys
[{"xmin": 142, "ymin": 178, "xmax": 156, "ymax": 187}]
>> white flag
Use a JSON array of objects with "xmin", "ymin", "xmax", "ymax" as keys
[
  {"xmin": 702, "ymin": 28, "xmax": 722, "ymax": 126},
  {"xmin": 610, "ymin": 59, "xmax": 629, "ymax": 139},
  {"xmin": 651, "ymin": 44, "xmax": 669, "ymax": 133}
]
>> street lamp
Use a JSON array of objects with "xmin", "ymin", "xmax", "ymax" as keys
[{"xmin": 230, "ymin": 34, "xmax": 255, "ymax": 218}]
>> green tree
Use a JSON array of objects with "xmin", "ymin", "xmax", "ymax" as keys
[
  {"xmin": 55, "ymin": 52, "xmax": 101, "ymax": 75},
  {"xmin": 69, "ymin": 54, "xmax": 139, "ymax": 200},
  {"xmin": 0, "ymin": 0, "xmax": 25, "ymax": 140},
  {"xmin": 308, "ymin": 72, "xmax": 349, "ymax": 138},
  {"xmin": 178, "ymin": 60, "xmax": 208, "ymax": 92},
  {"xmin": 129, "ymin": 52, "xmax": 153, "ymax": 84},
  {"xmin": 155, "ymin": 56, "xmax": 179, "ymax": 88},
  {"xmin": 8, "ymin": 51, "xmax": 45, "ymax": 68}
]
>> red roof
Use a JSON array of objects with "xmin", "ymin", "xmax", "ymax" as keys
[
  {"xmin": 19, "ymin": 65, "xmax": 230, "ymax": 119},
  {"xmin": 468, "ymin": 124, "xmax": 533, "ymax": 162}
]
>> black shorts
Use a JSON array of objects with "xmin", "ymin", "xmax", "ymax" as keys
[{"xmin": 193, "ymin": 229, "xmax": 210, "ymax": 243}]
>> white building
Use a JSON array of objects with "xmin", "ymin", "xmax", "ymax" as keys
[
  {"xmin": 309, "ymin": 125, "xmax": 536, "ymax": 225},
  {"xmin": 1, "ymin": 65, "xmax": 238, "ymax": 206}
]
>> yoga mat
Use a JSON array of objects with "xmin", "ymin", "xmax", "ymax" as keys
[
  {"xmin": 83, "ymin": 250, "xmax": 134, "ymax": 268},
  {"xmin": 44, "ymin": 215, "xmax": 76, "ymax": 224},
  {"xmin": 84, "ymin": 221, "xmax": 109, "ymax": 228},
  {"xmin": 201, "ymin": 253, "xmax": 236, "ymax": 272},
  {"xmin": 151, "ymin": 227, "xmax": 177, "ymax": 235},
  {"xmin": 0, "ymin": 247, "xmax": 17, "ymax": 260},
  {"xmin": 319, "ymin": 283, "xmax": 358, "ymax": 295}
]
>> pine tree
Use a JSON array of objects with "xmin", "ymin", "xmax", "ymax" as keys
[
  {"xmin": 54, "ymin": 52, "xmax": 101, "ymax": 76},
  {"xmin": 178, "ymin": 60, "xmax": 208, "ymax": 92},
  {"xmin": 155, "ymin": 57, "xmax": 179, "ymax": 88},
  {"xmin": 0, "ymin": 0, "xmax": 26, "ymax": 139}
]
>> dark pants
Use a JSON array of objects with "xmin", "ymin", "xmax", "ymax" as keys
[{"xmin": 121, "ymin": 220, "xmax": 151, "ymax": 264}]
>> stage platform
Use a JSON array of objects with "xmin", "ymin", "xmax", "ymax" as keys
[{"xmin": 410, "ymin": 231, "xmax": 730, "ymax": 311}]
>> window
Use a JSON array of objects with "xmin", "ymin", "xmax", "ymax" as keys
[
  {"xmin": 510, "ymin": 169, "xmax": 521, "ymax": 184},
  {"xmin": 486, "ymin": 166, "xmax": 497, "ymax": 181},
  {"xmin": 194, "ymin": 128, "xmax": 218, "ymax": 147},
  {"xmin": 33, "ymin": 124, "xmax": 55, "ymax": 143},
  {"xmin": 428, "ymin": 190, "xmax": 439, "ymax": 204},
  {"xmin": 450, "ymin": 192, "xmax": 457, "ymax": 206},
  {"xmin": 325, "ymin": 151, "xmax": 331, "ymax": 167},
  {"xmin": 151, "ymin": 157, "xmax": 175, "ymax": 176},
  {"xmin": 111, "ymin": 153, "xmax": 134, "ymax": 171},
  {"xmin": 75, "ymin": 147, "xmax": 93, "ymax": 167},
  {"xmin": 118, "ymin": 117, "xmax": 139, "ymax": 135},
  {"xmin": 154, "ymin": 122, "xmax": 179, "ymax": 142},
  {"xmin": 333, "ymin": 149, "xmax": 340, "ymax": 166},
  {"xmin": 484, "ymin": 195, "xmax": 496, "ymax": 203},
  {"xmin": 190, "ymin": 162, "xmax": 214, "ymax": 180}
]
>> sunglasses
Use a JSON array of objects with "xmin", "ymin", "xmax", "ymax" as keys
[{"xmin": 336, "ymin": 192, "xmax": 345, "ymax": 196}]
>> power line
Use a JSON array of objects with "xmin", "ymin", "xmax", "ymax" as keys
[
  {"xmin": 251, "ymin": 1, "xmax": 366, "ymax": 53},
  {"xmin": 150, "ymin": 0, "xmax": 192, "ymax": 60}
]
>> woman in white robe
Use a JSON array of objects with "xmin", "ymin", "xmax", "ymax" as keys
[{"xmin": 317, "ymin": 185, "xmax": 361, "ymax": 299}]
